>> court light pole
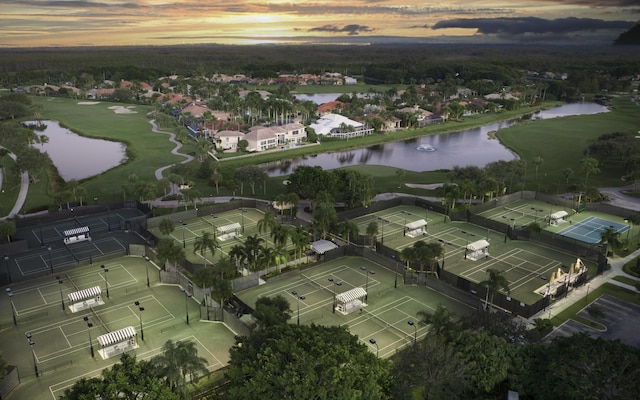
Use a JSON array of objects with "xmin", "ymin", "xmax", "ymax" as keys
[
  {"xmin": 239, "ymin": 207, "xmax": 246, "ymax": 234},
  {"xmin": 101, "ymin": 265, "xmax": 109, "ymax": 299},
  {"xmin": 56, "ymin": 276, "xmax": 65, "ymax": 311},
  {"xmin": 401, "ymin": 211, "xmax": 410, "ymax": 237},
  {"xmin": 291, "ymin": 291, "xmax": 305, "ymax": 326},
  {"xmin": 360, "ymin": 266, "xmax": 374, "ymax": 301},
  {"xmin": 369, "ymin": 338, "xmax": 379, "ymax": 358},
  {"xmin": 180, "ymin": 221, "xmax": 187, "ymax": 248},
  {"xmin": 83, "ymin": 316, "xmax": 94, "ymax": 357},
  {"xmin": 47, "ymin": 246, "xmax": 53, "ymax": 274},
  {"xmin": 180, "ymin": 287, "xmax": 191, "ymax": 325},
  {"xmin": 437, "ymin": 239, "xmax": 447, "ymax": 269},
  {"xmin": 377, "ymin": 218, "xmax": 388, "ymax": 244},
  {"xmin": 25, "ymin": 333, "xmax": 39, "ymax": 377},
  {"xmin": 6, "ymin": 288, "xmax": 16, "ymax": 325},
  {"xmin": 328, "ymin": 278, "xmax": 341, "ymax": 314},
  {"xmin": 143, "ymin": 255, "xmax": 150, "ymax": 287},
  {"xmin": 135, "ymin": 301, "xmax": 145, "ymax": 341},
  {"xmin": 391, "ymin": 255, "xmax": 398, "ymax": 288},
  {"xmin": 4, "ymin": 255, "xmax": 11, "ymax": 284},
  {"xmin": 408, "ymin": 320, "xmax": 417, "ymax": 344}
]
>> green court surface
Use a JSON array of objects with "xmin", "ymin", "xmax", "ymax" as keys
[
  {"xmin": 0, "ymin": 255, "xmax": 236, "ymax": 400},
  {"xmin": 438, "ymin": 221, "xmax": 597, "ymax": 305},
  {"xmin": 477, "ymin": 199, "xmax": 574, "ymax": 228},
  {"xmin": 351, "ymin": 203, "xmax": 599, "ymax": 306},
  {"xmin": 150, "ymin": 208, "xmax": 295, "ymax": 265},
  {"xmin": 236, "ymin": 256, "xmax": 476, "ymax": 358},
  {"xmin": 350, "ymin": 205, "xmax": 444, "ymax": 249}
]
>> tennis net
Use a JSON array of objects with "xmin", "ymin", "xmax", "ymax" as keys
[
  {"xmin": 301, "ymin": 273, "xmax": 335, "ymax": 297},
  {"xmin": 90, "ymin": 306, "xmax": 110, "ymax": 333},
  {"xmin": 363, "ymin": 309, "xmax": 412, "ymax": 343}
]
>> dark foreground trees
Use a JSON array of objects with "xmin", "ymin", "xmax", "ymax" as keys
[{"xmin": 223, "ymin": 324, "xmax": 391, "ymax": 400}]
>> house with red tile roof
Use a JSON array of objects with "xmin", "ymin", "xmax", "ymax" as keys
[{"xmin": 318, "ymin": 101, "xmax": 345, "ymax": 115}]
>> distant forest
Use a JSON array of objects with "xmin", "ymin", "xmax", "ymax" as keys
[{"xmin": 0, "ymin": 44, "xmax": 639, "ymax": 98}]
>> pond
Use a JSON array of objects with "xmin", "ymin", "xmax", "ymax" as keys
[
  {"xmin": 29, "ymin": 120, "xmax": 128, "ymax": 181},
  {"xmin": 265, "ymin": 102, "xmax": 609, "ymax": 176}
]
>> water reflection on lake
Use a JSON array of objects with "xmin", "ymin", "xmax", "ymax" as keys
[
  {"xmin": 29, "ymin": 120, "xmax": 127, "ymax": 181},
  {"xmin": 266, "ymin": 102, "xmax": 609, "ymax": 176}
]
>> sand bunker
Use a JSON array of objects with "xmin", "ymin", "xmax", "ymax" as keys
[
  {"xmin": 405, "ymin": 183, "xmax": 451, "ymax": 190},
  {"xmin": 108, "ymin": 106, "xmax": 138, "ymax": 114},
  {"xmin": 78, "ymin": 102, "xmax": 100, "ymax": 105}
]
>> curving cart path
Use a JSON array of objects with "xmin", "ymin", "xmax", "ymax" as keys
[{"xmin": 148, "ymin": 119, "xmax": 194, "ymax": 181}]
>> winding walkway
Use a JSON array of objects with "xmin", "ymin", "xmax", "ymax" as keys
[{"xmin": 148, "ymin": 119, "xmax": 194, "ymax": 181}]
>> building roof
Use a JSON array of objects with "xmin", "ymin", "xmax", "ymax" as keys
[{"xmin": 309, "ymin": 113, "xmax": 364, "ymax": 135}]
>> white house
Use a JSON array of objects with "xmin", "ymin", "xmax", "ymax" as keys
[
  {"xmin": 216, "ymin": 130, "xmax": 244, "ymax": 152},
  {"xmin": 309, "ymin": 113, "xmax": 373, "ymax": 139},
  {"xmin": 245, "ymin": 126, "xmax": 278, "ymax": 152}
]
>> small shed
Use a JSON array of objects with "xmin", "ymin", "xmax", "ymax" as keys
[
  {"xmin": 549, "ymin": 210, "xmax": 569, "ymax": 225},
  {"xmin": 67, "ymin": 286, "xmax": 103, "ymax": 312},
  {"xmin": 335, "ymin": 287, "xmax": 367, "ymax": 314},
  {"xmin": 466, "ymin": 239, "xmax": 490, "ymax": 261},
  {"xmin": 405, "ymin": 219, "xmax": 427, "ymax": 237},
  {"xmin": 216, "ymin": 222, "xmax": 241, "ymax": 241},
  {"xmin": 96, "ymin": 326, "xmax": 138, "ymax": 360}
]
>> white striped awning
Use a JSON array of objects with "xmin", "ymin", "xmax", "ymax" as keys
[
  {"xmin": 550, "ymin": 210, "xmax": 569, "ymax": 220},
  {"xmin": 310, "ymin": 240, "xmax": 338, "ymax": 255},
  {"xmin": 405, "ymin": 219, "xmax": 427, "ymax": 229},
  {"xmin": 336, "ymin": 287, "xmax": 367, "ymax": 303},
  {"xmin": 63, "ymin": 226, "xmax": 90, "ymax": 237},
  {"xmin": 68, "ymin": 286, "xmax": 101, "ymax": 302},
  {"xmin": 97, "ymin": 326, "xmax": 136, "ymax": 347},
  {"xmin": 467, "ymin": 239, "xmax": 490, "ymax": 251},
  {"xmin": 217, "ymin": 222, "xmax": 241, "ymax": 233}
]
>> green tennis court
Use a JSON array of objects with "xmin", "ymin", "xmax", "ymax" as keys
[{"xmin": 236, "ymin": 256, "xmax": 476, "ymax": 358}]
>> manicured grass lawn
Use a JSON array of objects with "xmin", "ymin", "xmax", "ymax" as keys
[
  {"xmin": 30, "ymin": 97, "xmax": 186, "ymax": 207},
  {"xmin": 497, "ymin": 97, "xmax": 640, "ymax": 193},
  {"xmin": 19, "ymin": 95, "xmax": 640, "ymax": 213}
]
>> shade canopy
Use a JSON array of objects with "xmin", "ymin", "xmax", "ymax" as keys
[
  {"xmin": 405, "ymin": 219, "xmax": 427, "ymax": 229},
  {"xmin": 67, "ymin": 286, "xmax": 101, "ymax": 302},
  {"xmin": 550, "ymin": 210, "xmax": 569, "ymax": 220},
  {"xmin": 63, "ymin": 226, "xmax": 90, "ymax": 237},
  {"xmin": 310, "ymin": 239, "xmax": 338, "ymax": 255},
  {"xmin": 217, "ymin": 222, "xmax": 241, "ymax": 233},
  {"xmin": 97, "ymin": 326, "xmax": 136, "ymax": 347},
  {"xmin": 336, "ymin": 287, "xmax": 367, "ymax": 303},
  {"xmin": 466, "ymin": 239, "xmax": 490, "ymax": 251}
]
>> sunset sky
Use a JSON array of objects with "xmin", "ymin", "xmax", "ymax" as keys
[{"xmin": 0, "ymin": 0, "xmax": 636, "ymax": 48}]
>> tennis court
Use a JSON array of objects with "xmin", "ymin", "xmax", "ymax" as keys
[
  {"xmin": 236, "ymin": 256, "xmax": 476, "ymax": 358},
  {"xmin": 156, "ymin": 208, "xmax": 296, "ymax": 266},
  {"xmin": 350, "ymin": 205, "xmax": 438, "ymax": 247},
  {"xmin": 1, "ymin": 255, "xmax": 237, "ymax": 400},
  {"xmin": 478, "ymin": 199, "xmax": 571, "ymax": 228},
  {"xmin": 557, "ymin": 216, "xmax": 630, "ymax": 244}
]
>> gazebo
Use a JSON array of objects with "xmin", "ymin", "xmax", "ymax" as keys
[
  {"xmin": 216, "ymin": 222, "xmax": 241, "ymax": 241},
  {"xmin": 549, "ymin": 210, "xmax": 569, "ymax": 225},
  {"xmin": 96, "ymin": 326, "xmax": 138, "ymax": 360},
  {"xmin": 67, "ymin": 286, "xmax": 103, "ymax": 312},
  {"xmin": 466, "ymin": 239, "xmax": 490, "ymax": 261},
  {"xmin": 309, "ymin": 240, "xmax": 338, "ymax": 261},
  {"xmin": 405, "ymin": 219, "xmax": 427, "ymax": 237},
  {"xmin": 335, "ymin": 287, "xmax": 367, "ymax": 314}
]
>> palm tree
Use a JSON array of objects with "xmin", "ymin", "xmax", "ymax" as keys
[
  {"xmin": 257, "ymin": 209, "xmax": 278, "ymax": 234},
  {"xmin": 417, "ymin": 304, "xmax": 457, "ymax": 339},
  {"xmin": 258, "ymin": 245, "xmax": 278, "ymax": 275},
  {"xmin": 193, "ymin": 231, "xmax": 218, "ymax": 267},
  {"xmin": 228, "ymin": 244, "xmax": 247, "ymax": 271},
  {"xmin": 339, "ymin": 219, "xmax": 360, "ymax": 246},
  {"xmin": 270, "ymin": 224, "xmax": 291, "ymax": 248},
  {"xmin": 243, "ymin": 235, "xmax": 265, "ymax": 270},
  {"xmin": 153, "ymin": 339, "xmax": 209, "ymax": 395},
  {"xmin": 479, "ymin": 268, "xmax": 510, "ymax": 310},
  {"xmin": 366, "ymin": 221, "xmax": 379, "ymax": 248},
  {"xmin": 289, "ymin": 226, "xmax": 310, "ymax": 261},
  {"xmin": 600, "ymin": 226, "xmax": 622, "ymax": 255},
  {"xmin": 580, "ymin": 157, "xmax": 600, "ymax": 185}
]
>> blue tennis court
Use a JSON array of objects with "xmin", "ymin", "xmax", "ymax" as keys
[{"xmin": 558, "ymin": 216, "xmax": 630, "ymax": 244}]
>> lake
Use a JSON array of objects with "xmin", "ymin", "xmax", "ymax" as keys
[
  {"xmin": 29, "ymin": 120, "xmax": 128, "ymax": 181},
  {"xmin": 266, "ymin": 102, "xmax": 609, "ymax": 176}
]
